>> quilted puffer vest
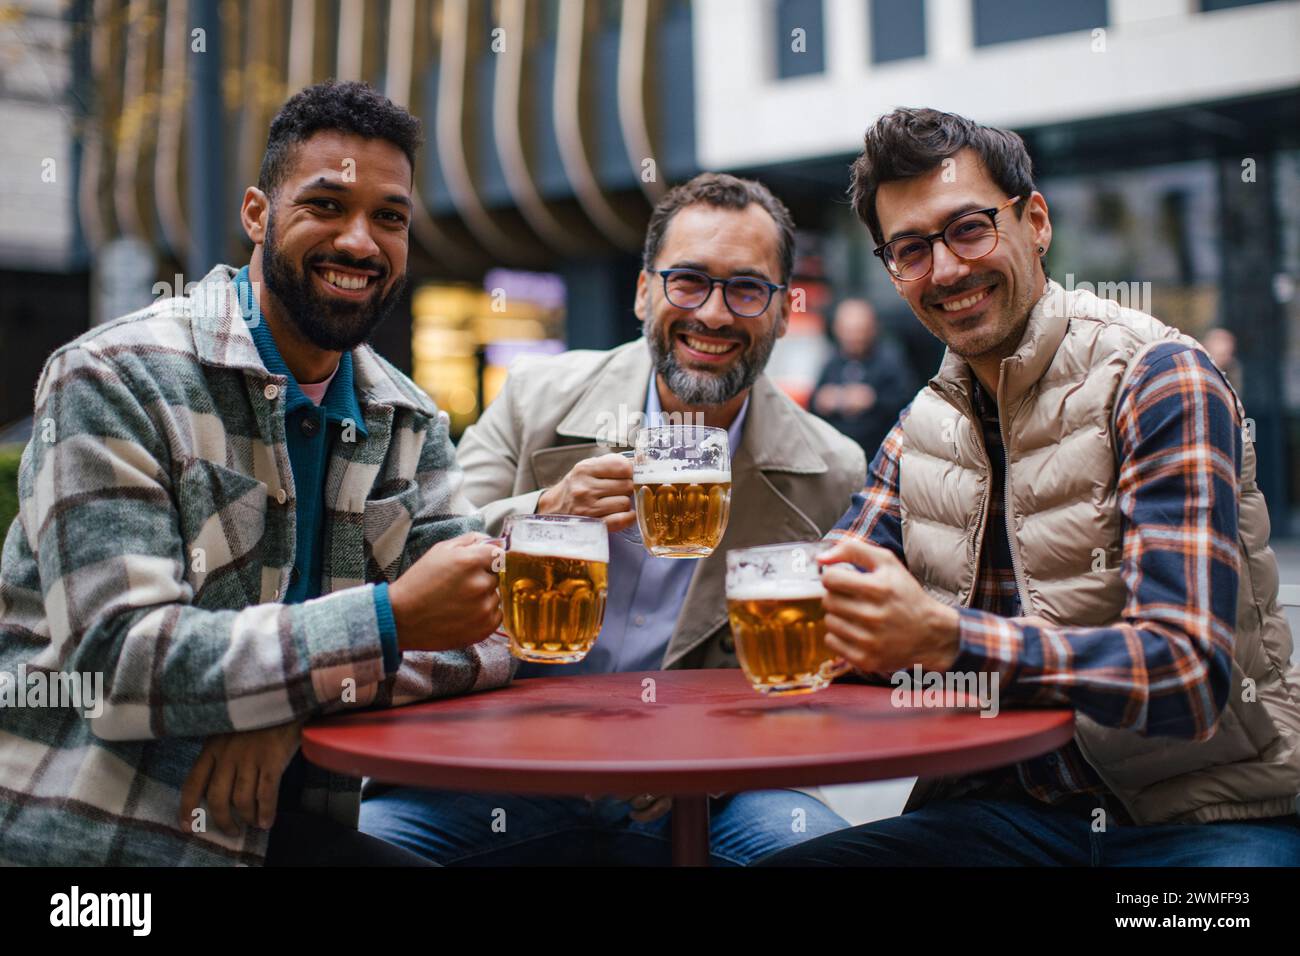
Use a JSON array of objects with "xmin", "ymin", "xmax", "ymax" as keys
[{"xmin": 900, "ymin": 280, "xmax": 1300, "ymax": 825}]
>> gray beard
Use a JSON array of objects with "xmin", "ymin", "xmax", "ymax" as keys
[{"xmin": 646, "ymin": 322, "xmax": 778, "ymax": 407}]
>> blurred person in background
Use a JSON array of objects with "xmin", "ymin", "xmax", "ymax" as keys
[
  {"xmin": 812, "ymin": 297, "xmax": 916, "ymax": 458},
  {"xmin": 1203, "ymin": 326, "xmax": 1243, "ymax": 393},
  {"xmin": 0, "ymin": 81, "xmax": 511, "ymax": 866}
]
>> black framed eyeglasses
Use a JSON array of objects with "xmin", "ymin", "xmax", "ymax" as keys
[
  {"xmin": 873, "ymin": 196, "xmax": 1025, "ymax": 281},
  {"xmin": 655, "ymin": 269, "xmax": 785, "ymax": 318}
]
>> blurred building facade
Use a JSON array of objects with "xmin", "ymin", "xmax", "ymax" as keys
[
  {"xmin": 2, "ymin": 0, "xmax": 1299, "ymax": 526},
  {"xmin": 692, "ymin": 0, "xmax": 1300, "ymax": 525}
]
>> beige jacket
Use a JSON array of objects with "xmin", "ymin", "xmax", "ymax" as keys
[
  {"xmin": 456, "ymin": 338, "xmax": 867, "ymax": 669},
  {"xmin": 899, "ymin": 280, "xmax": 1300, "ymax": 825}
]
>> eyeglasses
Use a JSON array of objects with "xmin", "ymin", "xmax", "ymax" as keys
[
  {"xmin": 873, "ymin": 196, "xmax": 1025, "ymax": 281},
  {"xmin": 655, "ymin": 269, "xmax": 785, "ymax": 318}
]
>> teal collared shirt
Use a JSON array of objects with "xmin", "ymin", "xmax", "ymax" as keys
[{"xmin": 235, "ymin": 266, "xmax": 399, "ymax": 673}]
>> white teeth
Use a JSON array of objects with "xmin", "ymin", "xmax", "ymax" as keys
[
  {"xmin": 941, "ymin": 288, "xmax": 991, "ymax": 312},
  {"xmin": 323, "ymin": 269, "xmax": 369, "ymax": 291},
  {"xmin": 683, "ymin": 336, "xmax": 735, "ymax": 354}
]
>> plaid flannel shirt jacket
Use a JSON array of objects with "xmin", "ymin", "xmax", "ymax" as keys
[{"xmin": 0, "ymin": 265, "xmax": 513, "ymax": 865}]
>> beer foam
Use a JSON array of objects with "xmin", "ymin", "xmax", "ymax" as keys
[
  {"xmin": 726, "ymin": 579, "xmax": 826, "ymax": 602},
  {"xmin": 508, "ymin": 535, "xmax": 609, "ymax": 564},
  {"xmin": 632, "ymin": 466, "xmax": 731, "ymax": 485}
]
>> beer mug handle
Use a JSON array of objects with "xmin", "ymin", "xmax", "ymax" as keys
[
  {"xmin": 485, "ymin": 536, "xmax": 509, "ymax": 641},
  {"xmin": 615, "ymin": 450, "xmax": 643, "ymax": 543},
  {"xmin": 817, "ymin": 555, "xmax": 855, "ymax": 680}
]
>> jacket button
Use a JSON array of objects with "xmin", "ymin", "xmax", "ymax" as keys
[
  {"xmin": 276, "ymin": 488, "xmax": 288, "ymax": 505},
  {"xmin": 300, "ymin": 416, "xmax": 320, "ymax": 437},
  {"xmin": 264, "ymin": 383, "xmax": 280, "ymax": 400}
]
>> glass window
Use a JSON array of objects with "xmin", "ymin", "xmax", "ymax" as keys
[
  {"xmin": 1202, "ymin": 0, "xmax": 1278, "ymax": 10},
  {"xmin": 973, "ymin": 0, "xmax": 1106, "ymax": 47},
  {"xmin": 1037, "ymin": 160, "xmax": 1221, "ymax": 338},
  {"xmin": 871, "ymin": 0, "xmax": 926, "ymax": 65},
  {"xmin": 776, "ymin": 0, "xmax": 825, "ymax": 79}
]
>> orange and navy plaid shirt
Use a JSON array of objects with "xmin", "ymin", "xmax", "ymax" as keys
[{"xmin": 832, "ymin": 341, "xmax": 1241, "ymax": 805}]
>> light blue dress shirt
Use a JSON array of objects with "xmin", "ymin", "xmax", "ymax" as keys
[{"xmin": 515, "ymin": 377, "xmax": 749, "ymax": 678}]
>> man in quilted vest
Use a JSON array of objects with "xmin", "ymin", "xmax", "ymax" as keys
[
  {"xmin": 0, "ymin": 81, "xmax": 511, "ymax": 866},
  {"xmin": 763, "ymin": 108, "xmax": 1300, "ymax": 866}
]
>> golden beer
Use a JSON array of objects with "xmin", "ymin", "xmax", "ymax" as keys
[
  {"xmin": 497, "ymin": 515, "xmax": 609, "ymax": 663},
  {"xmin": 725, "ymin": 541, "xmax": 838, "ymax": 695},
  {"xmin": 633, "ymin": 471, "xmax": 732, "ymax": 558},
  {"xmin": 633, "ymin": 424, "xmax": 731, "ymax": 558},
  {"xmin": 727, "ymin": 589, "xmax": 833, "ymax": 695}
]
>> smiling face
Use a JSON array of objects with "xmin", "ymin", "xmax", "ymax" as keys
[
  {"xmin": 875, "ymin": 148, "xmax": 1051, "ymax": 367},
  {"xmin": 634, "ymin": 202, "xmax": 790, "ymax": 407},
  {"xmin": 241, "ymin": 130, "xmax": 413, "ymax": 353}
]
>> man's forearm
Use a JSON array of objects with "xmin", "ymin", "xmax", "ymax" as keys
[{"xmin": 949, "ymin": 610, "xmax": 1233, "ymax": 739}]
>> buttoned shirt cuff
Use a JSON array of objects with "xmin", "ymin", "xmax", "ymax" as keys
[{"xmin": 373, "ymin": 582, "xmax": 401, "ymax": 675}]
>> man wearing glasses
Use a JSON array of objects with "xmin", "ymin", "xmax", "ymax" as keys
[
  {"xmin": 360, "ymin": 172, "xmax": 866, "ymax": 865},
  {"xmin": 762, "ymin": 108, "xmax": 1300, "ymax": 866}
]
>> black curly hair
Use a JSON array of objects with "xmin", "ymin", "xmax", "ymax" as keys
[{"xmin": 258, "ymin": 80, "xmax": 424, "ymax": 197}]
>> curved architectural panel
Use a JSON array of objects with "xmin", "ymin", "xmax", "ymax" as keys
[
  {"xmin": 553, "ymin": 0, "xmax": 643, "ymax": 251},
  {"xmin": 153, "ymin": 0, "xmax": 190, "ymax": 263},
  {"xmin": 386, "ymin": 0, "xmax": 489, "ymax": 273},
  {"xmin": 78, "ymin": 0, "xmax": 122, "ymax": 252},
  {"xmin": 286, "ymin": 0, "xmax": 325, "ymax": 92},
  {"xmin": 435, "ymin": 0, "xmax": 546, "ymax": 266},
  {"xmin": 235, "ymin": 0, "xmax": 288, "ymax": 214},
  {"xmin": 617, "ymin": 0, "xmax": 666, "ymax": 204},
  {"xmin": 112, "ymin": 0, "xmax": 160, "ymax": 244},
  {"xmin": 492, "ymin": 0, "xmax": 605, "ymax": 257},
  {"xmin": 335, "ymin": 0, "xmax": 365, "ymax": 82}
]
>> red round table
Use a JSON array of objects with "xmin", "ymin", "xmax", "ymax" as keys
[{"xmin": 302, "ymin": 669, "xmax": 1074, "ymax": 865}]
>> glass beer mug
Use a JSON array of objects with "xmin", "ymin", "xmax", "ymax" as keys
[
  {"xmin": 725, "ymin": 541, "xmax": 848, "ymax": 696},
  {"xmin": 632, "ymin": 425, "xmax": 731, "ymax": 558},
  {"xmin": 495, "ymin": 515, "xmax": 609, "ymax": 664}
]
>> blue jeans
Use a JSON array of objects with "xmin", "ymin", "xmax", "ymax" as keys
[
  {"xmin": 758, "ymin": 793, "xmax": 1300, "ymax": 866},
  {"xmin": 359, "ymin": 788, "xmax": 848, "ymax": 866}
]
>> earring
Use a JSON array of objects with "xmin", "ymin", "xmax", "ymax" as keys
[{"xmin": 1037, "ymin": 245, "xmax": 1046, "ymax": 256}]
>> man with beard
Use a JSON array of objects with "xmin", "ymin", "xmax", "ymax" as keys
[
  {"xmin": 359, "ymin": 173, "xmax": 866, "ymax": 865},
  {"xmin": 0, "ymin": 81, "xmax": 510, "ymax": 866}
]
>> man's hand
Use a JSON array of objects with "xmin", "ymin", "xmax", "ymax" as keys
[
  {"xmin": 536, "ymin": 453, "xmax": 636, "ymax": 532},
  {"xmin": 840, "ymin": 383, "xmax": 877, "ymax": 414},
  {"xmin": 581, "ymin": 793, "xmax": 674, "ymax": 823},
  {"xmin": 818, "ymin": 537, "xmax": 961, "ymax": 674},
  {"xmin": 813, "ymin": 384, "xmax": 842, "ymax": 415},
  {"xmin": 388, "ymin": 532, "xmax": 503, "ymax": 652},
  {"xmin": 179, "ymin": 719, "xmax": 305, "ymax": 835}
]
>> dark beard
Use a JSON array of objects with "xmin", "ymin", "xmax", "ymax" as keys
[
  {"xmin": 259, "ymin": 214, "xmax": 406, "ymax": 353},
  {"xmin": 646, "ymin": 317, "xmax": 779, "ymax": 407}
]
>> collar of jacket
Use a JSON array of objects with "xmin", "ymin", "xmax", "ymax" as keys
[
  {"xmin": 552, "ymin": 338, "xmax": 830, "ymax": 475},
  {"xmin": 929, "ymin": 278, "xmax": 1070, "ymax": 415},
  {"xmin": 188, "ymin": 264, "xmax": 433, "ymax": 416}
]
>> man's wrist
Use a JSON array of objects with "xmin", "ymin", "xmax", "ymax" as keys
[
  {"xmin": 925, "ymin": 600, "xmax": 962, "ymax": 671},
  {"xmin": 536, "ymin": 483, "xmax": 561, "ymax": 514}
]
